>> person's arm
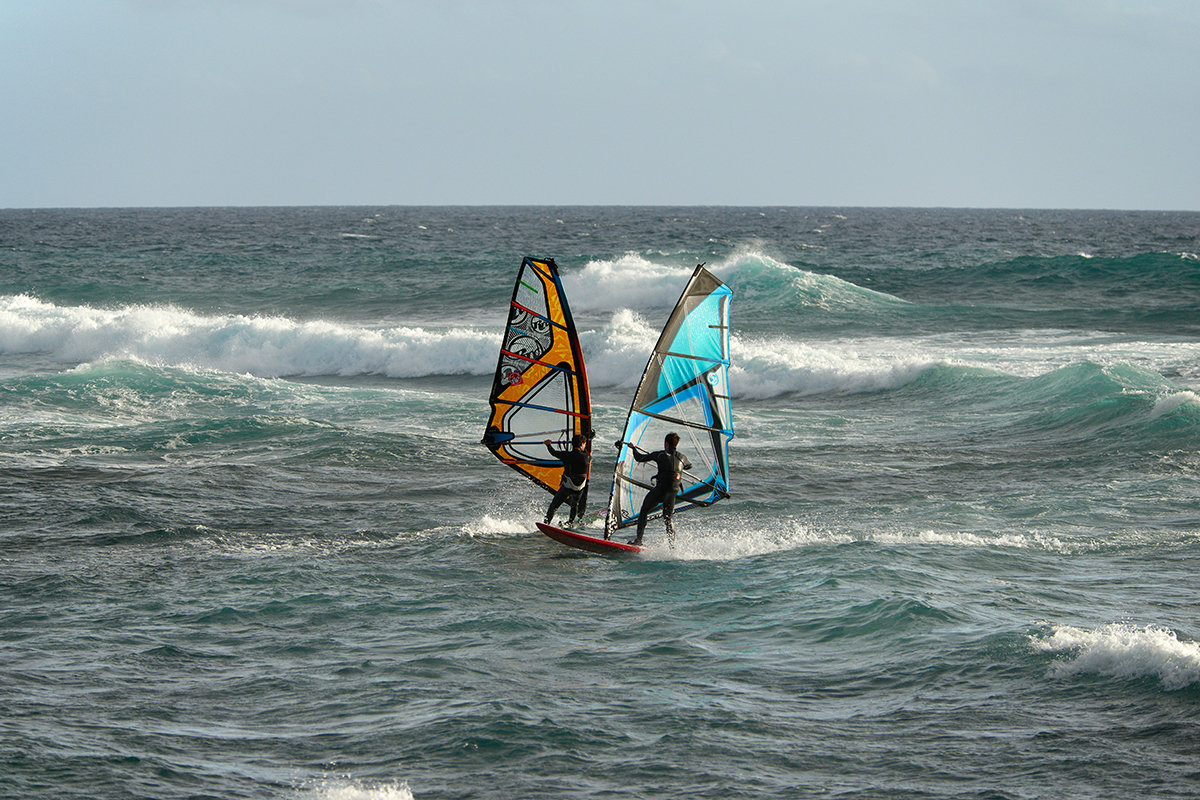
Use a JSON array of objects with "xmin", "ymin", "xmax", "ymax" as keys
[{"xmin": 615, "ymin": 439, "xmax": 654, "ymax": 463}]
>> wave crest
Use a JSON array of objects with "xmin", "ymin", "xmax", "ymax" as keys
[
  {"xmin": 0, "ymin": 294, "xmax": 495, "ymax": 378},
  {"xmin": 1030, "ymin": 623, "xmax": 1200, "ymax": 691},
  {"xmin": 5, "ymin": 293, "xmax": 1196, "ymax": 412},
  {"xmin": 564, "ymin": 250, "xmax": 908, "ymax": 314},
  {"xmin": 718, "ymin": 249, "xmax": 909, "ymax": 312}
]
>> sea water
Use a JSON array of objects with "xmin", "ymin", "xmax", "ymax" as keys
[{"xmin": 1, "ymin": 207, "xmax": 1198, "ymax": 799}]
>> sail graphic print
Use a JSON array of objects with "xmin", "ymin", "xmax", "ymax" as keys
[
  {"xmin": 606, "ymin": 265, "xmax": 733, "ymax": 533},
  {"xmin": 482, "ymin": 257, "xmax": 591, "ymax": 494}
]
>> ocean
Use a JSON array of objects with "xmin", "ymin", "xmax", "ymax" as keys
[{"xmin": 1, "ymin": 206, "xmax": 1198, "ymax": 799}]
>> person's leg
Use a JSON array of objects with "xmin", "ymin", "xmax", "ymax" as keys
[
  {"xmin": 662, "ymin": 492, "xmax": 677, "ymax": 548},
  {"xmin": 573, "ymin": 485, "xmax": 589, "ymax": 523},
  {"xmin": 565, "ymin": 490, "xmax": 582, "ymax": 527},
  {"xmin": 633, "ymin": 485, "xmax": 666, "ymax": 544},
  {"xmin": 545, "ymin": 486, "xmax": 571, "ymax": 523}
]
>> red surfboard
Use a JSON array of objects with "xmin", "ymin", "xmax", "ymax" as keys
[{"xmin": 536, "ymin": 522, "xmax": 644, "ymax": 555}]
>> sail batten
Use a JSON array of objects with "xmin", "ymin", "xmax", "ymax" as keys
[
  {"xmin": 497, "ymin": 350, "xmax": 578, "ymax": 373},
  {"xmin": 631, "ymin": 412, "xmax": 718, "ymax": 431},
  {"xmin": 606, "ymin": 265, "xmax": 733, "ymax": 534},
  {"xmin": 482, "ymin": 257, "xmax": 591, "ymax": 494},
  {"xmin": 491, "ymin": 398, "xmax": 589, "ymax": 417},
  {"xmin": 509, "ymin": 303, "xmax": 570, "ymax": 331},
  {"xmin": 659, "ymin": 351, "xmax": 724, "ymax": 364}
]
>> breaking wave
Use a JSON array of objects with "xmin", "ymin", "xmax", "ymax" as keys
[
  {"xmin": 565, "ymin": 249, "xmax": 908, "ymax": 315},
  {"xmin": 1030, "ymin": 623, "xmax": 1200, "ymax": 691},
  {"xmin": 3, "ymin": 287, "xmax": 1197, "ymax": 416},
  {"xmin": 0, "ymin": 294, "xmax": 492, "ymax": 379}
]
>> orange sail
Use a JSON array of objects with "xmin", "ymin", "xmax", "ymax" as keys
[{"xmin": 481, "ymin": 257, "xmax": 591, "ymax": 493}]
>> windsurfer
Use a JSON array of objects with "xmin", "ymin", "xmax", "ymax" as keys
[
  {"xmin": 543, "ymin": 432, "xmax": 592, "ymax": 528},
  {"xmin": 623, "ymin": 432, "xmax": 692, "ymax": 547}
]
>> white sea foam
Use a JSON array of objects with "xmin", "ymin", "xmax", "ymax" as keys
[
  {"xmin": 568, "ymin": 253, "xmax": 697, "ymax": 311},
  {"xmin": 0, "ymin": 294, "xmax": 497, "ymax": 378},
  {"xmin": 579, "ymin": 309, "xmax": 660, "ymax": 390},
  {"xmin": 866, "ymin": 528, "xmax": 1072, "ymax": 551},
  {"xmin": 298, "ymin": 777, "xmax": 414, "ymax": 800},
  {"xmin": 461, "ymin": 514, "xmax": 534, "ymax": 537},
  {"xmin": 647, "ymin": 511, "xmax": 1123, "ymax": 561},
  {"xmin": 459, "ymin": 512, "xmax": 1081, "ymax": 561},
  {"xmin": 1151, "ymin": 391, "xmax": 1199, "ymax": 418},
  {"xmin": 663, "ymin": 517, "xmax": 839, "ymax": 561},
  {"xmin": 1030, "ymin": 623, "xmax": 1200, "ymax": 690},
  {"xmin": 731, "ymin": 334, "xmax": 939, "ymax": 398},
  {"xmin": 729, "ymin": 249, "xmax": 907, "ymax": 311},
  {"xmin": 632, "ymin": 516, "xmax": 1079, "ymax": 561},
  {"xmin": 584, "ymin": 311, "xmax": 945, "ymax": 397},
  {"xmin": 4, "ymin": 291, "xmax": 1195, "ymax": 399},
  {"xmin": 564, "ymin": 249, "xmax": 905, "ymax": 314}
]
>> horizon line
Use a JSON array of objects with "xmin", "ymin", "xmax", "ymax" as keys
[{"xmin": 4, "ymin": 203, "xmax": 1199, "ymax": 213}]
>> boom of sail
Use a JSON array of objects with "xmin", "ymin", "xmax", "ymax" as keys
[
  {"xmin": 482, "ymin": 257, "xmax": 592, "ymax": 494},
  {"xmin": 606, "ymin": 264, "xmax": 733, "ymax": 534}
]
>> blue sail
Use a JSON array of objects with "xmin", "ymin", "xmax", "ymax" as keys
[{"xmin": 607, "ymin": 265, "xmax": 733, "ymax": 533}]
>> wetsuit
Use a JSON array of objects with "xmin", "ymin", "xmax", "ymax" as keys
[
  {"xmin": 632, "ymin": 447, "xmax": 691, "ymax": 545},
  {"xmin": 544, "ymin": 443, "xmax": 591, "ymax": 526}
]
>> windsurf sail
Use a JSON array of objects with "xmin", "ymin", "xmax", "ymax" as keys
[
  {"xmin": 606, "ymin": 264, "xmax": 733, "ymax": 534},
  {"xmin": 482, "ymin": 257, "xmax": 592, "ymax": 494}
]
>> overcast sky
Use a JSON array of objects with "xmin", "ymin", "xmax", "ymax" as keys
[{"xmin": 2, "ymin": 0, "xmax": 1197, "ymax": 209}]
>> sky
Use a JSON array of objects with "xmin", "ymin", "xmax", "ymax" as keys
[{"xmin": 2, "ymin": 0, "xmax": 1198, "ymax": 209}]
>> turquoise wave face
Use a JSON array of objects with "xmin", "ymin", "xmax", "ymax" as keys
[{"xmin": 827, "ymin": 251, "xmax": 1200, "ymax": 334}]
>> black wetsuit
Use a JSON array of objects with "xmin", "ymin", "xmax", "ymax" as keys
[
  {"xmin": 544, "ymin": 443, "xmax": 591, "ymax": 526},
  {"xmin": 632, "ymin": 447, "xmax": 692, "ymax": 544}
]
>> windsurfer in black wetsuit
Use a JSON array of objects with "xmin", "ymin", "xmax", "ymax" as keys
[
  {"xmin": 542, "ymin": 432, "xmax": 592, "ymax": 528},
  {"xmin": 621, "ymin": 432, "xmax": 692, "ymax": 547}
]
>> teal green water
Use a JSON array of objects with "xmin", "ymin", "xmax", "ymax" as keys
[{"xmin": 2, "ymin": 207, "xmax": 1199, "ymax": 799}]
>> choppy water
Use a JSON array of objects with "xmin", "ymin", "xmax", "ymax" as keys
[{"xmin": 2, "ymin": 207, "xmax": 1199, "ymax": 799}]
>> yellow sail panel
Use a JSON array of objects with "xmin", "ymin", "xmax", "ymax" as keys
[{"xmin": 481, "ymin": 257, "xmax": 591, "ymax": 494}]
